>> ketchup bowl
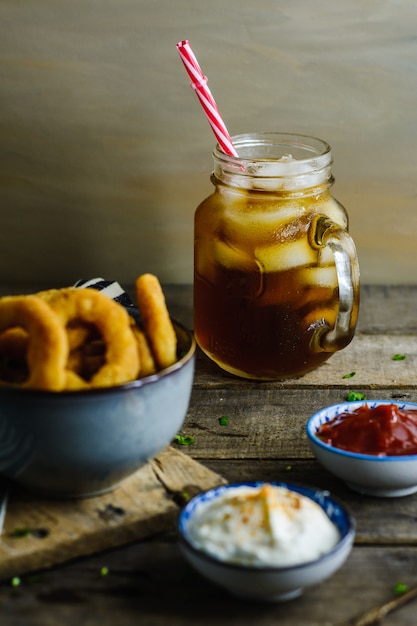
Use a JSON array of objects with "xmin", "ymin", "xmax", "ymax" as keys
[{"xmin": 306, "ymin": 400, "xmax": 417, "ymax": 497}]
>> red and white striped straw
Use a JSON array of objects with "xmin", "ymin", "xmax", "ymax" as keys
[{"xmin": 176, "ymin": 40, "xmax": 239, "ymax": 157}]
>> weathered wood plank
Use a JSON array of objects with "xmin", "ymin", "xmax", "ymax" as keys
[
  {"xmin": 0, "ymin": 284, "xmax": 417, "ymax": 626},
  {"xmin": 192, "ymin": 333, "xmax": 417, "ymax": 389},
  {"xmin": 0, "ymin": 447, "xmax": 225, "ymax": 582},
  {"xmin": 358, "ymin": 285, "xmax": 417, "ymax": 334},
  {"xmin": 179, "ymin": 387, "xmax": 417, "ymax": 460},
  {"xmin": 0, "ymin": 542, "xmax": 416, "ymax": 626}
]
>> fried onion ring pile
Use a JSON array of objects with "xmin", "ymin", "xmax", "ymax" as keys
[{"xmin": 0, "ymin": 275, "xmax": 178, "ymax": 391}]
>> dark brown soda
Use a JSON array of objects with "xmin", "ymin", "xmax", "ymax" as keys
[{"xmin": 194, "ymin": 263, "xmax": 338, "ymax": 380}]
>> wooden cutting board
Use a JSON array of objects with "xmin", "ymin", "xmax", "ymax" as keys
[{"xmin": 0, "ymin": 446, "xmax": 226, "ymax": 581}]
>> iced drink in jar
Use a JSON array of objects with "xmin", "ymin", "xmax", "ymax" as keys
[{"xmin": 194, "ymin": 133, "xmax": 360, "ymax": 380}]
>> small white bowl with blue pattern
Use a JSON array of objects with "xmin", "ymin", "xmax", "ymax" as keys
[
  {"xmin": 178, "ymin": 481, "xmax": 355, "ymax": 603},
  {"xmin": 306, "ymin": 400, "xmax": 417, "ymax": 497}
]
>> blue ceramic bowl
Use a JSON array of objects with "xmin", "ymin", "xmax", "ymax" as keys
[
  {"xmin": 0, "ymin": 319, "xmax": 195, "ymax": 498},
  {"xmin": 307, "ymin": 400, "xmax": 417, "ymax": 497},
  {"xmin": 178, "ymin": 481, "xmax": 355, "ymax": 602}
]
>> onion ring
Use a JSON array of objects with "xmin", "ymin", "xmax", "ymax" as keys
[
  {"xmin": 130, "ymin": 323, "xmax": 157, "ymax": 377},
  {"xmin": 43, "ymin": 288, "xmax": 140, "ymax": 388},
  {"xmin": 0, "ymin": 327, "xmax": 29, "ymax": 383},
  {"xmin": 37, "ymin": 289, "xmax": 96, "ymax": 351},
  {"xmin": 135, "ymin": 274, "xmax": 177, "ymax": 370},
  {"xmin": 0, "ymin": 295, "xmax": 68, "ymax": 391}
]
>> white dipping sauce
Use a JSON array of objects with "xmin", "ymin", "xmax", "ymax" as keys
[{"xmin": 187, "ymin": 484, "xmax": 340, "ymax": 567}]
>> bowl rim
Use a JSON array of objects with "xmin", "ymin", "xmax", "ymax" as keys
[
  {"xmin": 177, "ymin": 480, "xmax": 355, "ymax": 573},
  {"xmin": 306, "ymin": 399, "xmax": 417, "ymax": 462},
  {"xmin": 0, "ymin": 317, "xmax": 196, "ymax": 398}
]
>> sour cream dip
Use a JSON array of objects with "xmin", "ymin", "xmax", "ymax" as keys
[{"xmin": 187, "ymin": 483, "xmax": 340, "ymax": 567}]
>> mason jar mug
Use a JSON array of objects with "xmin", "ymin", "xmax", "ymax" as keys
[{"xmin": 193, "ymin": 132, "xmax": 360, "ymax": 380}]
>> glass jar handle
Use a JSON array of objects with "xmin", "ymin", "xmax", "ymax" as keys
[{"xmin": 310, "ymin": 216, "xmax": 360, "ymax": 353}]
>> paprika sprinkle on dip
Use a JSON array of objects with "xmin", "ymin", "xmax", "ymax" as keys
[{"xmin": 316, "ymin": 403, "xmax": 417, "ymax": 456}]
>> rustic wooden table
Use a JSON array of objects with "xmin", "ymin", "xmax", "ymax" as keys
[{"xmin": 1, "ymin": 284, "xmax": 417, "ymax": 625}]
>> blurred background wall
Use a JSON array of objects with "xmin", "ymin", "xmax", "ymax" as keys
[{"xmin": 1, "ymin": 0, "xmax": 416, "ymax": 288}]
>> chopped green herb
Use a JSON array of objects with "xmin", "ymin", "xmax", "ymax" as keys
[
  {"xmin": 393, "ymin": 581, "xmax": 409, "ymax": 595},
  {"xmin": 285, "ymin": 465, "xmax": 292, "ymax": 471},
  {"xmin": 11, "ymin": 577, "xmax": 20, "ymax": 587},
  {"xmin": 346, "ymin": 391, "xmax": 366, "ymax": 402},
  {"xmin": 392, "ymin": 354, "xmax": 406, "ymax": 361},
  {"xmin": 342, "ymin": 372, "xmax": 356, "ymax": 379},
  {"xmin": 100, "ymin": 566, "xmax": 109, "ymax": 577},
  {"xmin": 218, "ymin": 416, "xmax": 229, "ymax": 426},
  {"xmin": 174, "ymin": 434, "xmax": 195, "ymax": 446},
  {"xmin": 172, "ymin": 488, "xmax": 198, "ymax": 506},
  {"xmin": 9, "ymin": 527, "xmax": 49, "ymax": 539},
  {"xmin": 10, "ymin": 528, "xmax": 32, "ymax": 538}
]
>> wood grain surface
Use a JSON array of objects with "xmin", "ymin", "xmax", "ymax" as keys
[{"xmin": 1, "ymin": 284, "xmax": 417, "ymax": 626}]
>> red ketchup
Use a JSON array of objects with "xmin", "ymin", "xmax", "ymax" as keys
[{"xmin": 316, "ymin": 404, "xmax": 417, "ymax": 456}]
